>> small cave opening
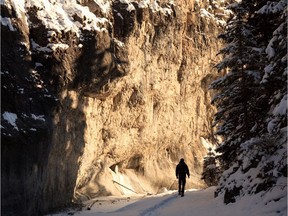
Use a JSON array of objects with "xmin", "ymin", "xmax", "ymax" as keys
[
  {"xmin": 109, "ymin": 161, "xmax": 123, "ymax": 173},
  {"xmin": 127, "ymin": 154, "xmax": 144, "ymax": 174}
]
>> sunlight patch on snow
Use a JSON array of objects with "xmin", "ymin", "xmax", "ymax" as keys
[
  {"xmin": 119, "ymin": 0, "xmax": 175, "ymax": 14},
  {"xmin": 120, "ymin": 0, "xmax": 133, "ymax": 4},
  {"xmin": 2, "ymin": 0, "xmax": 28, "ymax": 29},
  {"xmin": 94, "ymin": 0, "xmax": 111, "ymax": 15},
  {"xmin": 138, "ymin": 0, "xmax": 174, "ymax": 15},
  {"xmin": 200, "ymin": 9, "xmax": 214, "ymax": 19},
  {"xmin": 150, "ymin": 1, "xmax": 171, "ymax": 14},
  {"xmin": 51, "ymin": 186, "xmax": 287, "ymax": 216},
  {"xmin": 25, "ymin": 0, "xmax": 109, "ymax": 37},
  {"xmin": 31, "ymin": 39, "xmax": 69, "ymax": 53},
  {"xmin": 113, "ymin": 38, "xmax": 125, "ymax": 47},
  {"xmin": 127, "ymin": 3, "xmax": 136, "ymax": 12},
  {"xmin": 138, "ymin": 0, "xmax": 149, "ymax": 8},
  {"xmin": 1, "ymin": 0, "xmax": 25, "ymax": 18},
  {"xmin": 200, "ymin": 137, "xmax": 216, "ymax": 151},
  {"xmin": 48, "ymin": 43, "xmax": 70, "ymax": 51}
]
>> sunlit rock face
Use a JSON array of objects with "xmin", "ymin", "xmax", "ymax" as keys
[{"xmin": 1, "ymin": 0, "xmax": 229, "ymax": 215}]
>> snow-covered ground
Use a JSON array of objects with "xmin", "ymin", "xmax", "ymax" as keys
[{"xmin": 51, "ymin": 186, "xmax": 287, "ymax": 216}]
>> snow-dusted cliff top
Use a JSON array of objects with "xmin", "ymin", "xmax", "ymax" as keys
[{"xmin": 1, "ymin": 0, "xmax": 230, "ymax": 37}]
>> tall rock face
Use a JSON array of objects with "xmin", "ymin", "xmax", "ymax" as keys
[{"xmin": 1, "ymin": 0, "xmax": 229, "ymax": 215}]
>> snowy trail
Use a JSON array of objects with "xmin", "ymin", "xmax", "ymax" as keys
[
  {"xmin": 52, "ymin": 187, "xmax": 286, "ymax": 216},
  {"xmin": 139, "ymin": 195, "xmax": 178, "ymax": 216}
]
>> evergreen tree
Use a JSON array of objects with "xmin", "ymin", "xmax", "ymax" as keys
[
  {"xmin": 211, "ymin": 0, "xmax": 287, "ymax": 203},
  {"xmin": 201, "ymin": 148, "xmax": 221, "ymax": 186},
  {"xmin": 258, "ymin": 0, "xmax": 287, "ymax": 133},
  {"xmin": 210, "ymin": 2, "xmax": 264, "ymax": 168}
]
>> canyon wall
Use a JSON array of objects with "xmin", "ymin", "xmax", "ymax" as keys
[{"xmin": 1, "ymin": 0, "xmax": 229, "ymax": 215}]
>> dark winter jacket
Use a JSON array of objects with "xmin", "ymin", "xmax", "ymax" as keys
[{"xmin": 176, "ymin": 159, "xmax": 190, "ymax": 179}]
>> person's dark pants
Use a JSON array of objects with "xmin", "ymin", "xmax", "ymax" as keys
[{"xmin": 178, "ymin": 178, "xmax": 186, "ymax": 196}]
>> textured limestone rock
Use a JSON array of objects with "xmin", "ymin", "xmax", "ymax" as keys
[
  {"xmin": 49, "ymin": 0, "xmax": 225, "ymax": 203},
  {"xmin": 1, "ymin": 0, "xmax": 229, "ymax": 215}
]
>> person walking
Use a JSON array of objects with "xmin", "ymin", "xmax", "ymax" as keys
[{"xmin": 176, "ymin": 158, "xmax": 190, "ymax": 197}]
